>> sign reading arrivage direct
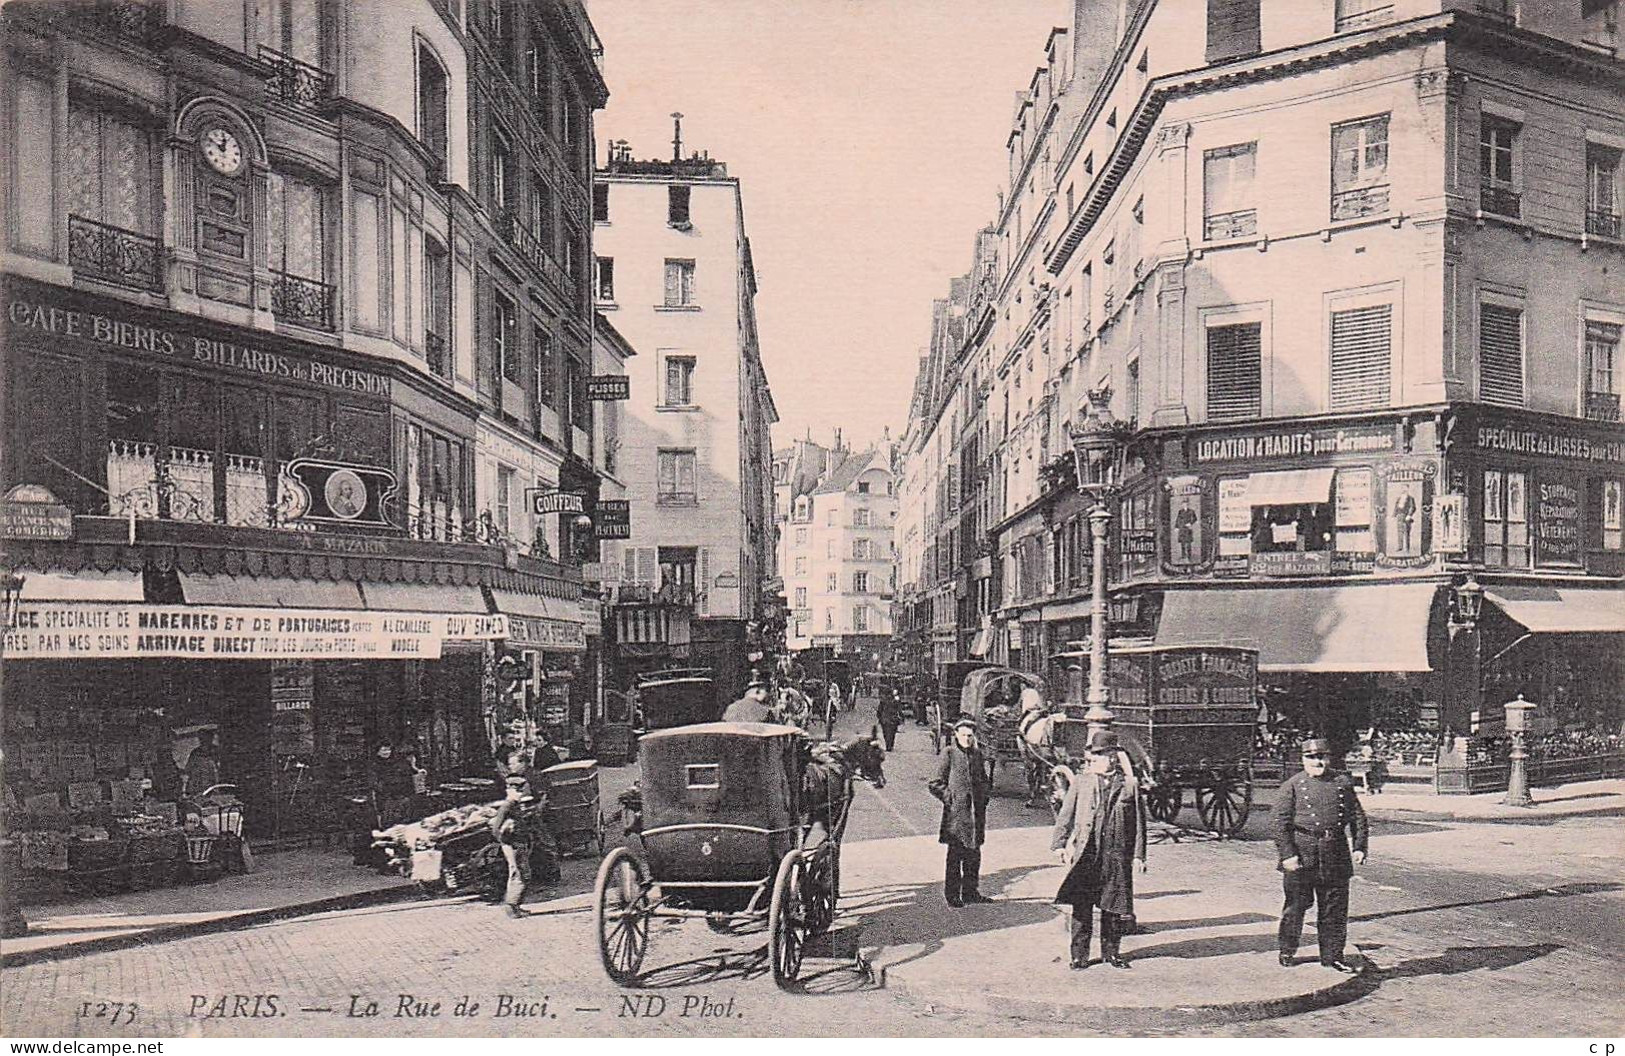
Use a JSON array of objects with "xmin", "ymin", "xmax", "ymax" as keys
[
  {"xmin": 3, "ymin": 605, "xmax": 507, "ymax": 660},
  {"xmin": 586, "ymin": 375, "xmax": 630, "ymax": 401}
]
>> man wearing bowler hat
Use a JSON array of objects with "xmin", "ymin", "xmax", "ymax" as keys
[
  {"xmin": 1051, "ymin": 729, "xmax": 1147, "ymax": 969},
  {"xmin": 929, "ymin": 717, "xmax": 993, "ymax": 906},
  {"xmin": 1273, "ymin": 737, "xmax": 1369, "ymax": 973},
  {"xmin": 723, "ymin": 670, "xmax": 776, "ymax": 724}
]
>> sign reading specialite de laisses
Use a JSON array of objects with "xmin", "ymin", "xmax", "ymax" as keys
[{"xmin": 3, "ymin": 604, "xmax": 507, "ymax": 660}]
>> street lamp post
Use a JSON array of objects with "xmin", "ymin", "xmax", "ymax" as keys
[
  {"xmin": 1502, "ymin": 693, "xmax": 1537, "ymax": 808},
  {"xmin": 1446, "ymin": 576, "xmax": 1484, "ymax": 743},
  {"xmin": 2, "ymin": 570, "xmax": 28, "ymax": 938},
  {"xmin": 1069, "ymin": 387, "xmax": 1129, "ymax": 736}
]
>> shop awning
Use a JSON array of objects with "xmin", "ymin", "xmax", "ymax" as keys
[
  {"xmin": 19, "ymin": 568, "xmax": 144, "ymax": 603},
  {"xmin": 1155, "ymin": 583, "xmax": 1438, "ymax": 672},
  {"xmin": 1245, "ymin": 467, "xmax": 1336, "ymax": 506},
  {"xmin": 968, "ymin": 628, "xmax": 992, "ymax": 658},
  {"xmin": 489, "ymin": 589, "xmax": 561, "ymax": 621},
  {"xmin": 1484, "ymin": 585, "xmax": 1625, "ymax": 634},
  {"xmin": 359, "ymin": 581, "xmax": 489, "ymax": 613},
  {"xmin": 1043, "ymin": 599, "xmax": 1092, "ymax": 622},
  {"xmin": 179, "ymin": 572, "xmax": 364, "ymax": 609}
]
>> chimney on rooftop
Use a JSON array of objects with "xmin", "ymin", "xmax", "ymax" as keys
[{"xmin": 671, "ymin": 112, "xmax": 684, "ymax": 162}]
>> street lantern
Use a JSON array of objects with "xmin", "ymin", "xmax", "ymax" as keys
[
  {"xmin": 1453, "ymin": 575, "xmax": 1484, "ymax": 626},
  {"xmin": 1503, "ymin": 693, "xmax": 1537, "ymax": 808},
  {"xmin": 1068, "ymin": 387, "xmax": 1130, "ymax": 734}
]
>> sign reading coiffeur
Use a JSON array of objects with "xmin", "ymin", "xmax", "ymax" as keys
[{"xmin": 3, "ymin": 604, "xmax": 506, "ymax": 660}]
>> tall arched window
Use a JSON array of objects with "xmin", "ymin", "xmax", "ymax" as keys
[{"xmin": 417, "ymin": 44, "xmax": 448, "ymax": 172}]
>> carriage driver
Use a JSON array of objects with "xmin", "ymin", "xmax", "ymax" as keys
[{"xmin": 722, "ymin": 670, "xmax": 777, "ymax": 724}]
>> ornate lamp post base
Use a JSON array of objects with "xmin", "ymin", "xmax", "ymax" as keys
[{"xmin": 1502, "ymin": 694, "xmax": 1537, "ymax": 808}]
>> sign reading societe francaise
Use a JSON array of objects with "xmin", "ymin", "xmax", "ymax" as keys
[
  {"xmin": 4, "ymin": 604, "xmax": 506, "ymax": 660},
  {"xmin": 6, "ymin": 293, "xmax": 391, "ymax": 397}
]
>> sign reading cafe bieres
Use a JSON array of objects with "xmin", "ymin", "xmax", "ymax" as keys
[{"xmin": 6, "ymin": 295, "xmax": 392, "ymax": 397}]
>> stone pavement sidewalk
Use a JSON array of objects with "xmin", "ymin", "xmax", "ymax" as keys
[
  {"xmin": 1354, "ymin": 778, "xmax": 1625, "ymax": 824},
  {"xmin": 1, "ymin": 759, "xmax": 645, "ymax": 968}
]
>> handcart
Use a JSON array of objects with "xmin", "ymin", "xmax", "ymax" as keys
[
  {"xmin": 539, "ymin": 759, "xmax": 605, "ymax": 858},
  {"xmin": 182, "ymin": 784, "xmax": 247, "ymax": 880}
]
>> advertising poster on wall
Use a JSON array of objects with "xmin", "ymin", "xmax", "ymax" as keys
[
  {"xmin": 1434, "ymin": 493, "xmax": 1466, "ymax": 553},
  {"xmin": 1166, "ymin": 475, "xmax": 1206, "ymax": 567}
]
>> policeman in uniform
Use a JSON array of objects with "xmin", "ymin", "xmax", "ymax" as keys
[{"xmin": 1272, "ymin": 737, "xmax": 1369, "ymax": 973}]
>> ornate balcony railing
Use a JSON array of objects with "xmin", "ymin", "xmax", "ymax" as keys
[
  {"xmin": 1586, "ymin": 209, "xmax": 1622, "ymax": 239},
  {"xmin": 270, "ymin": 270, "xmax": 336, "ymax": 330},
  {"xmin": 1203, "ymin": 208, "xmax": 1258, "ymax": 241},
  {"xmin": 261, "ymin": 46, "xmax": 334, "ymax": 109},
  {"xmin": 499, "ymin": 211, "xmax": 547, "ymax": 269},
  {"xmin": 425, "ymin": 332, "xmax": 450, "ymax": 379},
  {"xmin": 68, "ymin": 215, "xmax": 163, "ymax": 292},
  {"xmin": 1331, "ymin": 184, "xmax": 1389, "ymax": 220},
  {"xmin": 1585, "ymin": 390, "xmax": 1621, "ymax": 422},
  {"xmin": 1480, "ymin": 183, "xmax": 1522, "ymax": 218},
  {"xmin": 106, "ymin": 441, "xmax": 215, "ymax": 523}
]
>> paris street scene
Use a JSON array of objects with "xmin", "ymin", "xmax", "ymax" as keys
[{"xmin": 1, "ymin": 0, "xmax": 1623, "ymax": 1044}]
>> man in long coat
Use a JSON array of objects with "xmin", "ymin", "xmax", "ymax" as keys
[
  {"xmin": 1050, "ymin": 729, "xmax": 1147, "ymax": 969},
  {"xmin": 929, "ymin": 718, "xmax": 993, "ymax": 906},
  {"xmin": 1273, "ymin": 737, "xmax": 1369, "ymax": 973},
  {"xmin": 722, "ymin": 672, "xmax": 776, "ymax": 724}
]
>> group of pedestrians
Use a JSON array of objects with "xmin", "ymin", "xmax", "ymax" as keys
[{"xmin": 926, "ymin": 719, "xmax": 1369, "ymax": 973}]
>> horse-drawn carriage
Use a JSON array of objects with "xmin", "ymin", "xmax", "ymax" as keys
[
  {"xmin": 593, "ymin": 722, "xmax": 885, "ymax": 988},
  {"xmin": 932, "ymin": 661, "xmax": 996, "ymax": 754},
  {"xmin": 634, "ymin": 668, "xmax": 720, "ymax": 732},
  {"xmin": 958, "ymin": 667, "xmax": 1044, "ymax": 787},
  {"xmin": 1026, "ymin": 644, "xmax": 1261, "ymax": 837}
]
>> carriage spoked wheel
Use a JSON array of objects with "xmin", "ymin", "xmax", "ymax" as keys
[
  {"xmin": 1146, "ymin": 783, "xmax": 1183, "ymax": 824},
  {"xmin": 1194, "ymin": 772, "xmax": 1253, "ymax": 837},
  {"xmin": 592, "ymin": 809, "xmax": 607, "ymax": 857},
  {"xmin": 803, "ymin": 846, "xmax": 840, "ymax": 937},
  {"xmin": 593, "ymin": 847, "xmax": 651, "ymax": 985},
  {"xmin": 768, "ymin": 849, "xmax": 811, "ymax": 988}
]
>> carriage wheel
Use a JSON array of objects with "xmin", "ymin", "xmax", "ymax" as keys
[
  {"xmin": 804, "ymin": 848, "xmax": 838, "ymax": 936},
  {"xmin": 1195, "ymin": 774, "xmax": 1253, "ymax": 838},
  {"xmin": 593, "ymin": 810, "xmax": 607, "ymax": 856},
  {"xmin": 768, "ymin": 850, "xmax": 811, "ymax": 987},
  {"xmin": 1146, "ymin": 784, "xmax": 1183, "ymax": 824},
  {"xmin": 1049, "ymin": 766, "xmax": 1074, "ymax": 821},
  {"xmin": 593, "ymin": 847, "xmax": 651, "ymax": 985}
]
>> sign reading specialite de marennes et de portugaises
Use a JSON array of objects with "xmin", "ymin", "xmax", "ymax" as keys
[{"xmin": 3, "ymin": 604, "xmax": 507, "ymax": 660}]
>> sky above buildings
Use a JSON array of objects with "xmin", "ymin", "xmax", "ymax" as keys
[{"xmin": 587, "ymin": 0, "xmax": 1066, "ymax": 451}]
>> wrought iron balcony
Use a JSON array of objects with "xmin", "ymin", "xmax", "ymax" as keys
[
  {"xmin": 1585, "ymin": 390, "xmax": 1621, "ymax": 422},
  {"xmin": 261, "ymin": 47, "xmax": 334, "ymax": 109},
  {"xmin": 1480, "ymin": 183, "xmax": 1522, "ymax": 218},
  {"xmin": 1203, "ymin": 208, "xmax": 1258, "ymax": 241},
  {"xmin": 69, "ymin": 215, "xmax": 163, "ymax": 292},
  {"xmin": 499, "ymin": 211, "xmax": 546, "ymax": 268},
  {"xmin": 270, "ymin": 270, "xmax": 336, "ymax": 330},
  {"xmin": 425, "ymin": 332, "xmax": 450, "ymax": 379},
  {"xmin": 1331, "ymin": 184, "xmax": 1389, "ymax": 220},
  {"xmin": 1586, "ymin": 209, "xmax": 1622, "ymax": 239}
]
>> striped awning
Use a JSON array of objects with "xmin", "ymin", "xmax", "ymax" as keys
[{"xmin": 19, "ymin": 568, "xmax": 144, "ymax": 603}]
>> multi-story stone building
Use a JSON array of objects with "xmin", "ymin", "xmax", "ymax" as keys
[
  {"xmin": 592, "ymin": 141, "xmax": 778, "ymax": 701},
  {"xmin": 898, "ymin": 0, "xmax": 1625, "ymax": 774},
  {"xmin": 778, "ymin": 438, "xmax": 898, "ymax": 659},
  {"xmin": 0, "ymin": 0, "xmax": 614, "ymax": 853}
]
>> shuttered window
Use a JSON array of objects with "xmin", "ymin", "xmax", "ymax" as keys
[
  {"xmin": 1329, "ymin": 304, "xmax": 1391, "ymax": 410},
  {"xmin": 1479, "ymin": 303, "xmax": 1525, "ymax": 407},
  {"xmin": 1207, "ymin": 322, "xmax": 1262, "ymax": 421}
]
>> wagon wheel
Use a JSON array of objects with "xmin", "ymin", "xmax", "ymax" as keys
[
  {"xmin": 1195, "ymin": 772, "xmax": 1252, "ymax": 838},
  {"xmin": 1049, "ymin": 765, "xmax": 1075, "ymax": 822},
  {"xmin": 593, "ymin": 847, "xmax": 651, "ymax": 985},
  {"xmin": 1146, "ymin": 783, "xmax": 1183, "ymax": 824},
  {"xmin": 803, "ymin": 847, "xmax": 837, "ymax": 936},
  {"xmin": 768, "ymin": 850, "xmax": 810, "ymax": 988},
  {"xmin": 593, "ymin": 809, "xmax": 607, "ymax": 856}
]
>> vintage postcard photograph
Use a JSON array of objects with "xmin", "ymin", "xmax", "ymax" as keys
[{"xmin": 1, "ymin": 0, "xmax": 1623, "ymax": 1045}]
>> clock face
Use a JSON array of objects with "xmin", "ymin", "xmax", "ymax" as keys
[{"xmin": 201, "ymin": 127, "xmax": 244, "ymax": 176}]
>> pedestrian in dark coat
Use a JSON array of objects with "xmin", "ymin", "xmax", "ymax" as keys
[
  {"xmin": 876, "ymin": 690, "xmax": 902, "ymax": 751},
  {"xmin": 929, "ymin": 718, "xmax": 992, "ymax": 906},
  {"xmin": 1273, "ymin": 737, "xmax": 1369, "ymax": 973},
  {"xmin": 1050, "ymin": 729, "xmax": 1147, "ymax": 969}
]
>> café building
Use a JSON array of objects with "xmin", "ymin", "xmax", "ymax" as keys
[{"xmin": 1, "ymin": 276, "xmax": 589, "ymax": 870}]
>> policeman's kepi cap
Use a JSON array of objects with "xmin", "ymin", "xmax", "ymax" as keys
[{"xmin": 1300, "ymin": 738, "xmax": 1332, "ymax": 757}]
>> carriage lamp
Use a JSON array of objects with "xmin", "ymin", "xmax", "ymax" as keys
[
  {"xmin": 1502, "ymin": 693, "xmax": 1537, "ymax": 809},
  {"xmin": 1069, "ymin": 389, "xmax": 1130, "ymax": 734},
  {"xmin": 1, "ymin": 570, "xmax": 27, "ymax": 938}
]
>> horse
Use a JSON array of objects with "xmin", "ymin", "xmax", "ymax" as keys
[
  {"xmin": 800, "ymin": 727, "xmax": 887, "ymax": 846},
  {"xmin": 776, "ymin": 686, "xmax": 814, "ymax": 731},
  {"xmin": 1017, "ymin": 694, "xmax": 1062, "ymax": 808}
]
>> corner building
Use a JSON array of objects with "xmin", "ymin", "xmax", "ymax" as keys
[
  {"xmin": 899, "ymin": 0, "xmax": 1625, "ymax": 787},
  {"xmin": 0, "ymin": 0, "xmax": 613, "ymax": 865}
]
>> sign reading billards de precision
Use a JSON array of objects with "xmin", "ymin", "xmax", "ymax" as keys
[
  {"xmin": 530, "ymin": 491, "xmax": 585, "ymax": 516},
  {"xmin": 586, "ymin": 375, "xmax": 630, "ymax": 401}
]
